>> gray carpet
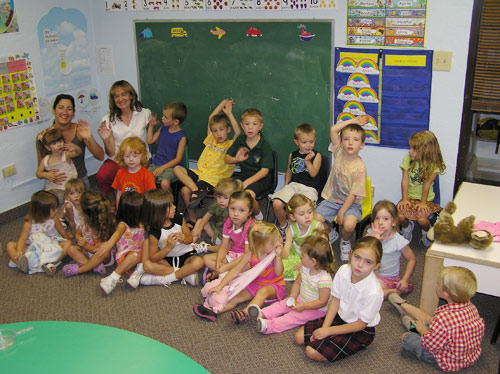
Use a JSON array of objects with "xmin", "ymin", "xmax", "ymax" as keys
[{"xmin": 1, "ymin": 213, "xmax": 499, "ymax": 373}]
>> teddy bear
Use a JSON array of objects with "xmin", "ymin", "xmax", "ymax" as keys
[{"xmin": 427, "ymin": 201, "xmax": 493, "ymax": 249}]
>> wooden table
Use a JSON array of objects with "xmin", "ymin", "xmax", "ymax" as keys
[
  {"xmin": 419, "ymin": 182, "xmax": 500, "ymax": 315},
  {"xmin": 0, "ymin": 321, "xmax": 208, "ymax": 373}
]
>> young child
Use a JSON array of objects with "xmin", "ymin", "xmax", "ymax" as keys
[
  {"xmin": 225, "ymin": 108, "xmax": 274, "ymax": 220},
  {"xmin": 398, "ymin": 131, "xmax": 446, "ymax": 247},
  {"xmin": 389, "ymin": 266, "xmax": 485, "ymax": 372},
  {"xmin": 282, "ymin": 194, "xmax": 323, "ymax": 281},
  {"xmin": 367, "ymin": 200, "xmax": 416, "ymax": 298},
  {"xmin": 193, "ymin": 221, "xmax": 285, "ymax": 324},
  {"xmin": 271, "ymin": 123, "xmax": 323, "ymax": 238},
  {"xmin": 62, "ymin": 191, "xmax": 116, "ymax": 276},
  {"xmin": 190, "ymin": 178, "xmax": 243, "ymax": 250},
  {"xmin": 112, "ymin": 136, "xmax": 156, "ymax": 207},
  {"xmin": 6, "ymin": 191, "xmax": 71, "ymax": 275},
  {"xmin": 36, "ymin": 128, "xmax": 80, "ymax": 203},
  {"xmin": 147, "ymin": 101, "xmax": 188, "ymax": 192},
  {"xmin": 203, "ymin": 191, "xmax": 255, "ymax": 282},
  {"xmin": 97, "ymin": 191, "xmax": 146, "ymax": 295},
  {"xmin": 249, "ymin": 235, "xmax": 334, "ymax": 334},
  {"xmin": 315, "ymin": 115, "xmax": 369, "ymax": 261},
  {"xmin": 139, "ymin": 189, "xmax": 204, "ymax": 286},
  {"xmin": 294, "ymin": 236, "xmax": 384, "ymax": 363},
  {"xmin": 174, "ymin": 98, "xmax": 241, "ymax": 223},
  {"xmin": 60, "ymin": 178, "xmax": 86, "ymax": 237}
]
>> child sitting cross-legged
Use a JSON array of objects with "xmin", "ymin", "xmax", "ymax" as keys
[{"xmin": 388, "ymin": 266, "xmax": 485, "ymax": 372}]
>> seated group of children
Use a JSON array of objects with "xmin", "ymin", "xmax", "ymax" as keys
[{"xmin": 6, "ymin": 101, "xmax": 485, "ymax": 370}]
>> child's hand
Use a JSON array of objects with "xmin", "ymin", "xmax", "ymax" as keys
[
  {"xmin": 95, "ymin": 243, "xmax": 111, "ymax": 260},
  {"xmin": 174, "ymin": 232, "xmax": 185, "ymax": 243},
  {"xmin": 148, "ymin": 113, "xmax": 159, "ymax": 128},
  {"xmin": 414, "ymin": 319, "xmax": 429, "ymax": 335},
  {"xmin": 275, "ymin": 240, "xmax": 283, "ymax": 257},
  {"xmin": 355, "ymin": 115, "xmax": 370, "ymax": 126},
  {"xmin": 292, "ymin": 263, "xmax": 302, "ymax": 272},
  {"xmin": 336, "ymin": 208, "xmax": 346, "ymax": 225},
  {"xmin": 209, "ymin": 284, "xmax": 222, "ymax": 295},
  {"xmin": 311, "ymin": 327, "xmax": 330, "ymax": 341},
  {"xmin": 222, "ymin": 99, "xmax": 235, "ymax": 116},
  {"xmin": 167, "ymin": 233, "xmax": 179, "ymax": 246},
  {"xmin": 234, "ymin": 147, "xmax": 249, "ymax": 163},
  {"xmin": 152, "ymin": 166, "xmax": 166, "ymax": 177},
  {"xmin": 304, "ymin": 151, "xmax": 315, "ymax": 162},
  {"xmin": 76, "ymin": 237, "xmax": 86, "ymax": 247},
  {"xmin": 292, "ymin": 303, "xmax": 305, "ymax": 313},
  {"xmin": 397, "ymin": 199, "xmax": 410, "ymax": 210},
  {"xmin": 369, "ymin": 223, "xmax": 384, "ymax": 240},
  {"xmin": 416, "ymin": 201, "xmax": 430, "ymax": 215},
  {"xmin": 98, "ymin": 121, "xmax": 112, "ymax": 140},
  {"xmin": 45, "ymin": 169, "xmax": 66, "ymax": 185},
  {"xmin": 396, "ymin": 280, "xmax": 409, "ymax": 293}
]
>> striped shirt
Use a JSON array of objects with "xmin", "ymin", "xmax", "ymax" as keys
[
  {"xmin": 298, "ymin": 267, "xmax": 332, "ymax": 312},
  {"xmin": 421, "ymin": 301, "xmax": 485, "ymax": 372}
]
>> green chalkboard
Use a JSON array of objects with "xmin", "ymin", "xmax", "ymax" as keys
[{"xmin": 135, "ymin": 20, "xmax": 333, "ymax": 172}]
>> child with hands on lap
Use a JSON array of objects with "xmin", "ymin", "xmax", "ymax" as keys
[
  {"xmin": 250, "ymin": 235, "xmax": 334, "ymax": 334},
  {"xmin": 367, "ymin": 200, "xmax": 416, "ymax": 298},
  {"xmin": 193, "ymin": 221, "xmax": 285, "ymax": 324},
  {"xmin": 295, "ymin": 236, "xmax": 384, "ymax": 363}
]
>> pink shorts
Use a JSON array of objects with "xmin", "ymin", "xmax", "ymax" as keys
[{"xmin": 378, "ymin": 275, "xmax": 414, "ymax": 294}]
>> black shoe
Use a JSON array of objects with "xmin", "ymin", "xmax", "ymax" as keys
[{"xmin": 188, "ymin": 189, "xmax": 208, "ymax": 209}]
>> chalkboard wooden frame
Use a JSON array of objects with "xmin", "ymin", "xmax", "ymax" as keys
[{"xmin": 134, "ymin": 20, "xmax": 334, "ymax": 173}]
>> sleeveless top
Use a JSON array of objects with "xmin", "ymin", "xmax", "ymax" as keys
[
  {"xmin": 43, "ymin": 152, "xmax": 78, "ymax": 191},
  {"xmin": 289, "ymin": 149, "xmax": 323, "ymax": 193}
]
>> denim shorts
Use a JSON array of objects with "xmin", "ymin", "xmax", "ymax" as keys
[
  {"xmin": 402, "ymin": 332, "xmax": 439, "ymax": 368},
  {"xmin": 316, "ymin": 200, "xmax": 362, "ymax": 223}
]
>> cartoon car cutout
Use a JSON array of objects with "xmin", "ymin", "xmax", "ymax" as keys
[
  {"xmin": 246, "ymin": 26, "xmax": 262, "ymax": 37},
  {"xmin": 171, "ymin": 27, "xmax": 188, "ymax": 38}
]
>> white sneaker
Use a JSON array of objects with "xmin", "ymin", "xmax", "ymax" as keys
[
  {"xmin": 8, "ymin": 260, "xmax": 17, "ymax": 268},
  {"xmin": 256, "ymin": 318, "xmax": 267, "ymax": 333},
  {"xmin": 100, "ymin": 275, "xmax": 122, "ymax": 295},
  {"xmin": 254, "ymin": 212, "xmax": 264, "ymax": 221},
  {"xmin": 329, "ymin": 228, "xmax": 339, "ymax": 243},
  {"xmin": 139, "ymin": 274, "xmax": 171, "ymax": 287},
  {"xmin": 401, "ymin": 221, "xmax": 414, "ymax": 242},
  {"xmin": 420, "ymin": 229, "xmax": 432, "ymax": 247},
  {"xmin": 340, "ymin": 239, "xmax": 351, "ymax": 262},
  {"xmin": 248, "ymin": 304, "xmax": 262, "ymax": 321},
  {"xmin": 127, "ymin": 265, "xmax": 144, "ymax": 289},
  {"xmin": 182, "ymin": 272, "xmax": 199, "ymax": 286}
]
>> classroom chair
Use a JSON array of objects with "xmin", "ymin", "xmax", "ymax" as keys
[
  {"xmin": 259, "ymin": 151, "xmax": 278, "ymax": 221},
  {"xmin": 491, "ymin": 311, "xmax": 500, "ymax": 344},
  {"xmin": 170, "ymin": 146, "xmax": 190, "ymax": 204}
]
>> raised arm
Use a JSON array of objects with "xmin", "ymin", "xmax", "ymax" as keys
[
  {"xmin": 98, "ymin": 120, "xmax": 116, "ymax": 158},
  {"xmin": 221, "ymin": 99, "xmax": 241, "ymax": 138},
  {"xmin": 76, "ymin": 120, "xmax": 104, "ymax": 161},
  {"xmin": 330, "ymin": 115, "xmax": 369, "ymax": 147},
  {"xmin": 146, "ymin": 113, "xmax": 159, "ymax": 144}
]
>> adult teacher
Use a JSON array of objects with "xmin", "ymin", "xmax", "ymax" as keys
[
  {"xmin": 36, "ymin": 94, "xmax": 105, "ymax": 189},
  {"xmin": 96, "ymin": 80, "xmax": 156, "ymax": 205}
]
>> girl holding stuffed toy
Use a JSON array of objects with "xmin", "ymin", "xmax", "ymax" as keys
[
  {"xmin": 193, "ymin": 221, "xmax": 285, "ymax": 324},
  {"xmin": 397, "ymin": 131, "xmax": 445, "ymax": 247}
]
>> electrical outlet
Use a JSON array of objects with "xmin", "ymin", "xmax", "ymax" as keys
[
  {"xmin": 2, "ymin": 164, "xmax": 16, "ymax": 178},
  {"xmin": 433, "ymin": 51, "xmax": 452, "ymax": 71}
]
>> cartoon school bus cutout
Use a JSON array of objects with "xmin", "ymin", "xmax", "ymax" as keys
[{"xmin": 171, "ymin": 27, "xmax": 188, "ymax": 38}]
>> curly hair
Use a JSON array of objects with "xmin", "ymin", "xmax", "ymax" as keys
[
  {"xmin": 409, "ymin": 131, "xmax": 446, "ymax": 181},
  {"xmin": 80, "ymin": 191, "xmax": 115, "ymax": 242},
  {"xmin": 108, "ymin": 80, "xmax": 143, "ymax": 123},
  {"xmin": 114, "ymin": 136, "xmax": 149, "ymax": 168}
]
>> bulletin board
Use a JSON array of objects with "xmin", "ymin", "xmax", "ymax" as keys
[{"xmin": 134, "ymin": 20, "xmax": 333, "ymax": 172}]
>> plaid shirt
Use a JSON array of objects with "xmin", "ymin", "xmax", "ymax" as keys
[{"xmin": 421, "ymin": 301, "xmax": 485, "ymax": 372}]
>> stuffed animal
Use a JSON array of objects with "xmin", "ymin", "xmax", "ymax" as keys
[{"xmin": 427, "ymin": 202, "xmax": 493, "ymax": 249}]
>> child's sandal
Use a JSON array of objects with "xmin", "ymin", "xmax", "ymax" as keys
[
  {"xmin": 231, "ymin": 309, "xmax": 248, "ymax": 325},
  {"xmin": 205, "ymin": 270, "xmax": 219, "ymax": 283},
  {"xmin": 17, "ymin": 255, "xmax": 29, "ymax": 273},
  {"xmin": 42, "ymin": 263, "xmax": 56, "ymax": 276},
  {"xmin": 63, "ymin": 263, "xmax": 81, "ymax": 277}
]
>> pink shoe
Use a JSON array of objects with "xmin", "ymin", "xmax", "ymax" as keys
[{"xmin": 63, "ymin": 263, "xmax": 81, "ymax": 277}]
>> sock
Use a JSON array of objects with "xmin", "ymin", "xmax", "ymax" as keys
[
  {"xmin": 110, "ymin": 271, "xmax": 121, "ymax": 280},
  {"xmin": 134, "ymin": 263, "xmax": 144, "ymax": 274},
  {"xmin": 165, "ymin": 272, "xmax": 178, "ymax": 283}
]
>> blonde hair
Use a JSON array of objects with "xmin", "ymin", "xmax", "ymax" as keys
[
  {"xmin": 114, "ymin": 136, "xmax": 149, "ymax": 168},
  {"xmin": 350, "ymin": 236, "xmax": 383, "ymax": 264},
  {"xmin": 108, "ymin": 80, "xmax": 143, "ymax": 123},
  {"xmin": 371, "ymin": 200, "xmax": 399, "ymax": 232},
  {"xmin": 439, "ymin": 266, "xmax": 477, "ymax": 303},
  {"xmin": 247, "ymin": 221, "xmax": 280, "ymax": 256},
  {"xmin": 294, "ymin": 123, "xmax": 316, "ymax": 140},
  {"xmin": 301, "ymin": 235, "xmax": 335, "ymax": 275},
  {"xmin": 64, "ymin": 178, "xmax": 86, "ymax": 199},
  {"xmin": 286, "ymin": 194, "xmax": 315, "ymax": 218},
  {"xmin": 214, "ymin": 178, "xmax": 243, "ymax": 197},
  {"xmin": 241, "ymin": 108, "xmax": 262, "ymax": 122},
  {"xmin": 409, "ymin": 131, "xmax": 446, "ymax": 181}
]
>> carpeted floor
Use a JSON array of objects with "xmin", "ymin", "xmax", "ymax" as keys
[{"xmin": 0, "ymin": 208, "xmax": 499, "ymax": 373}]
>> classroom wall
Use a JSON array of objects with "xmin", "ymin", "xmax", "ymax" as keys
[{"xmin": 0, "ymin": 0, "xmax": 473, "ymax": 213}]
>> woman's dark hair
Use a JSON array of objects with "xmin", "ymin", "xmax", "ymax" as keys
[{"xmin": 53, "ymin": 94, "xmax": 75, "ymax": 110}]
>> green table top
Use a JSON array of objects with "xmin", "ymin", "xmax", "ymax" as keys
[{"xmin": 0, "ymin": 321, "xmax": 208, "ymax": 373}]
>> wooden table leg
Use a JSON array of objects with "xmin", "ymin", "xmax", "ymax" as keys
[{"xmin": 419, "ymin": 252, "xmax": 443, "ymax": 315}]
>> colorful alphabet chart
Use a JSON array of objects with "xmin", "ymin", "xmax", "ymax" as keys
[
  {"xmin": 0, "ymin": 53, "xmax": 40, "ymax": 132},
  {"xmin": 335, "ymin": 47, "xmax": 433, "ymax": 148},
  {"xmin": 347, "ymin": 0, "xmax": 427, "ymax": 47}
]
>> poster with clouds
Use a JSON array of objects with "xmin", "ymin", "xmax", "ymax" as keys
[{"xmin": 37, "ymin": 7, "xmax": 91, "ymax": 94}]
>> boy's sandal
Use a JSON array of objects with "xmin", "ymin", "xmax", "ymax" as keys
[
  {"xmin": 42, "ymin": 263, "xmax": 57, "ymax": 277},
  {"xmin": 193, "ymin": 304, "xmax": 217, "ymax": 322},
  {"xmin": 93, "ymin": 263, "xmax": 106, "ymax": 276},
  {"xmin": 16, "ymin": 255, "xmax": 29, "ymax": 273},
  {"xmin": 388, "ymin": 292, "xmax": 406, "ymax": 315},
  {"xmin": 188, "ymin": 189, "xmax": 208, "ymax": 209},
  {"xmin": 231, "ymin": 309, "xmax": 248, "ymax": 325},
  {"xmin": 205, "ymin": 270, "xmax": 219, "ymax": 284},
  {"xmin": 63, "ymin": 263, "xmax": 81, "ymax": 277},
  {"xmin": 186, "ymin": 220, "xmax": 195, "ymax": 230}
]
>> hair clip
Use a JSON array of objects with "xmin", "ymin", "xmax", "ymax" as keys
[
  {"xmin": 253, "ymin": 224, "xmax": 258, "ymax": 232},
  {"xmin": 287, "ymin": 205, "xmax": 292, "ymax": 212}
]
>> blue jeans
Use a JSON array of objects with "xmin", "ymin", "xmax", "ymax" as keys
[{"xmin": 402, "ymin": 332, "xmax": 439, "ymax": 368}]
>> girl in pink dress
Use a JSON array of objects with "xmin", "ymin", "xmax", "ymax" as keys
[{"xmin": 193, "ymin": 221, "xmax": 285, "ymax": 324}]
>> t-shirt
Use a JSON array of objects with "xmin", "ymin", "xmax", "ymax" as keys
[
  {"xmin": 193, "ymin": 133, "xmax": 235, "ymax": 187},
  {"xmin": 207, "ymin": 201, "xmax": 228, "ymax": 235},
  {"xmin": 331, "ymin": 264, "xmax": 384, "ymax": 327},
  {"xmin": 367, "ymin": 230, "xmax": 409, "ymax": 278},
  {"xmin": 222, "ymin": 218, "xmax": 255, "ymax": 255},
  {"xmin": 43, "ymin": 151, "xmax": 78, "ymax": 191},
  {"xmin": 400, "ymin": 154, "xmax": 440, "ymax": 201},
  {"xmin": 321, "ymin": 143, "xmax": 366, "ymax": 205},
  {"xmin": 112, "ymin": 166, "xmax": 156, "ymax": 194},
  {"xmin": 149, "ymin": 212, "xmax": 192, "ymax": 257},
  {"xmin": 289, "ymin": 149, "xmax": 324, "ymax": 193},
  {"xmin": 299, "ymin": 267, "xmax": 332, "ymax": 312},
  {"xmin": 152, "ymin": 127, "xmax": 187, "ymax": 167},
  {"xmin": 226, "ymin": 133, "xmax": 273, "ymax": 179}
]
